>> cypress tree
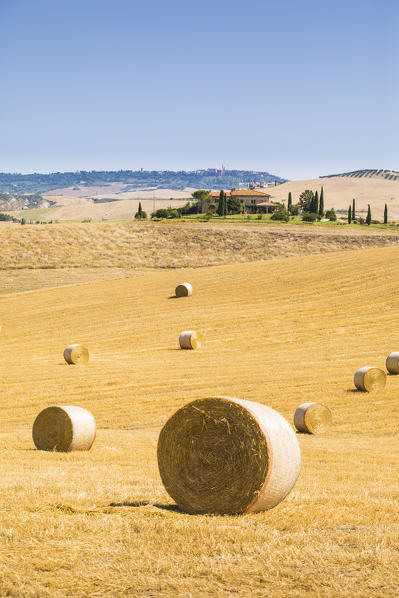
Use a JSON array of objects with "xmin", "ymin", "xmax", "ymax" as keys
[
  {"xmin": 217, "ymin": 190, "xmax": 224, "ymax": 216},
  {"xmin": 384, "ymin": 203, "xmax": 388, "ymax": 224},
  {"xmin": 348, "ymin": 205, "xmax": 352, "ymax": 224},
  {"xmin": 319, "ymin": 186, "xmax": 324, "ymax": 216},
  {"xmin": 366, "ymin": 204, "xmax": 371, "ymax": 225},
  {"xmin": 138, "ymin": 201, "xmax": 142, "ymax": 217},
  {"xmin": 223, "ymin": 191, "xmax": 228, "ymax": 216},
  {"xmin": 352, "ymin": 198, "xmax": 356, "ymax": 221},
  {"xmin": 288, "ymin": 192, "xmax": 292, "ymax": 210},
  {"xmin": 314, "ymin": 190, "xmax": 319, "ymax": 215}
]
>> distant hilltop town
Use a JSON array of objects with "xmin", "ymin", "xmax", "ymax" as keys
[{"xmin": 0, "ymin": 169, "xmax": 287, "ymax": 195}]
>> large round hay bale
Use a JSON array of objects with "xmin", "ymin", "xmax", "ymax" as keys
[
  {"xmin": 354, "ymin": 366, "xmax": 386, "ymax": 392},
  {"xmin": 175, "ymin": 283, "xmax": 193, "ymax": 297},
  {"xmin": 294, "ymin": 402, "xmax": 332, "ymax": 434},
  {"xmin": 386, "ymin": 352, "xmax": 399, "ymax": 374},
  {"xmin": 32, "ymin": 405, "xmax": 96, "ymax": 452},
  {"xmin": 63, "ymin": 344, "xmax": 89, "ymax": 365},
  {"xmin": 157, "ymin": 396, "xmax": 301, "ymax": 514},
  {"xmin": 179, "ymin": 330, "xmax": 202, "ymax": 350}
]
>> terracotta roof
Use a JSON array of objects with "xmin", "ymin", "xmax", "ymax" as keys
[
  {"xmin": 256, "ymin": 201, "xmax": 279, "ymax": 207},
  {"xmin": 210, "ymin": 191, "xmax": 231, "ymax": 198},
  {"xmin": 231, "ymin": 189, "xmax": 271, "ymax": 197},
  {"xmin": 209, "ymin": 189, "xmax": 271, "ymax": 199}
]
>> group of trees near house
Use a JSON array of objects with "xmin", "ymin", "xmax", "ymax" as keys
[
  {"xmin": 191, "ymin": 190, "xmax": 243, "ymax": 216},
  {"xmin": 347, "ymin": 200, "xmax": 389, "ymax": 225},
  {"xmin": 298, "ymin": 187, "xmax": 325, "ymax": 218}
]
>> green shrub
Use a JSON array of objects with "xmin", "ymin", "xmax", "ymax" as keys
[
  {"xmin": 289, "ymin": 204, "xmax": 299, "ymax": 215},
  {"xmin": 325, "ymin": 209, "xmax": 337, "ymax": 221},
  {"xmin": 151, "ymin": 207, "xmax": 181, "ymax": 219},
  {"xmin": 302, "ymin": 212, "xmax": 317, "ymax": 222},
  {"xmin": 179, "ymin": 201, "xmax": 200, "ymax": 215},
  {"xmin": 271, "ymin": 204, "xmax": 290, "ymax": 222}
]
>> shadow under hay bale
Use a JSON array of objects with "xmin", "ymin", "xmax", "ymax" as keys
[
  {"xmin": 157, "ymin": 396, "xmax": 301, "ymax": 515},
  {"xmin": 179, "ymin": 330, "xmax": 202, "ymax": 350},
  {"xmin": 32, "ymin": 405, "xmax": 96, "ymax": 452},
  {"xmin": 63, "ymin": 344, "xmax": 89, "ymax": 365},
  {"xmin": 294, "ymin": 402, "xmax": 332, "ymax": 434},
  {"xmin": 175, "ymin": 283, "xmax": 193, "ymax": 297},
  {"xmin": 354, "ymin": 366, "xmax": 386, "ymax": 392}
]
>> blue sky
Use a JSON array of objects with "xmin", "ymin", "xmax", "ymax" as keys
[{"xmin": 0, "ymin": 0, "xmax": 397, "ymax": 179}]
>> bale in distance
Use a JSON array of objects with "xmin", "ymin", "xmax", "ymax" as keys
[
  {"xmin": 179, "ymin": 330, "xmax": 202, "ymax": 350},
  {"xmin": 386, "ymin": 352, "xmax": 399, "ymax": 374},
  {"xmin": 32, "ymin": 405, "xmax": 96, "ymax": 452},
  {"xmin": 354, "ymin": 366, "xmax": 386, "ymax": 392},
  {"xmin": 294, "ymin": 402, "xmax": 332, "ymax": 434},
  {"xmin": 175, "ymin": 283, "xmax": 193, "ymax": 297},
  {"xmin": 157, "ymin": 396, "xmax": 301, "ymax": 514},
  {"xmin": 63, "ymin": 344, "xmax": 89, "ymax": 365}
]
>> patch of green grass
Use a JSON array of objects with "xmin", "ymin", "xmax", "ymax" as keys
[{"xmin": 11, "ymin": 207, "xmax": 59, "ymax": 222}]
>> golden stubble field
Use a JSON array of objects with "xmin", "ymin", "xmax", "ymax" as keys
[{"xmin": 1, "ymin": 244, "xmax": 399, "ymax": 596}]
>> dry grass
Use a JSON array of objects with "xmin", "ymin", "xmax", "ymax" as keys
[
  {"xmin": 1, "ymin": 220, "xmax": 399, "ymax": 272},
  {"xmin": 269, "ymin": 175, "xmax": 399, "ymax": 219},
  {"xmin": 1, "ymin": 245, "xmax": 399, "ymax": 596}
]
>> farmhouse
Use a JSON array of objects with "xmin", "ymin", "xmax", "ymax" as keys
[{"xmin": 202, "ymin": 188, "xmax": 279, "ymax": 214}]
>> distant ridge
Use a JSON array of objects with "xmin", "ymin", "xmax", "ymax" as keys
[
  {"xmin": 0, "ymin": 169, "xmax": 286, "ymax": 195},
  {"xmin": 320, "ymin": 169, "xmax": 399, "ymax": 181}
]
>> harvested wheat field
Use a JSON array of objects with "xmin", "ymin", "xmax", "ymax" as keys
[
  {"xmin": 1, "ymin": 245, "xmax": 399, "ymax": 596},
  {"xmin": 1, "ymin": 221, "xmax": 399, "ymax": 273}
]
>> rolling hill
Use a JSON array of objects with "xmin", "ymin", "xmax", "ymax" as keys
[{"xmin": 268, "ymin": 175, "xmax": 399, "ymax": 220}]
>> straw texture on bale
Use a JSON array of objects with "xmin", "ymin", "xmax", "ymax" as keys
[
  {"xmin": 179, "ymin": 330, "xmax": 202, "ymax": 350},
  {"xmin": 157, "ymin": 396, "xmax": 301, "ymax": 514},
  {"xmin": 32, "ymin": 405, "xmax": 96, "ymax": 452},
  {"xmin": 354, "ymin": 366, "xmax": 386, "ymax": 392},
  {"xmin": 175, "ymin": 283, "xmax": 193, "ymax": 297},
  {"xmin": 63, "ymin": 344, "xmax": 89, "ymax": 365},
  {"xmin": 386, "ymin": 352, "xmax": 399, "ymax": 374},
  {"xmin": 294, "ymin": 402, "xmax": 332, "ymax": 434}
]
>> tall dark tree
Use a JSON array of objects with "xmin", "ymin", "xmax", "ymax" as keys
[
  {"xmin": 217, "ymin": 190, "xmax": 224, "ymax": 216},
  {"xmin": 352, "ymin": 198, "xmax": 356, "ymax": 220},
  {"xmin": 138, "ymin": 201, "xmax": 142, "ymax": 217},
  {"xmin": 288, "ymin": 192, "xmax": 292, "ymax": 210},
  {"xmin": 319, "ymin": 187, "xmax": 324, "ymax": 216},
  {"xmin": 366, "ymin": 204, "xmax": 371, "ymax": 225},
  {"xmin": 384, "ymin": 203, "xmax": 388, "ymax": 224},
  {"xmin": 348, "ymin": 205, "xmax": 352, "ymax": 224},
  {"xmin": 313, "ymin": 190, "xmax": 319, "ymax": 215}
]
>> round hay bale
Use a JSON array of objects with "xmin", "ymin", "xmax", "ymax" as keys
[
  {"xmin": 386, "ymin": 352, "xmax": 399, "ymax": 374},
  {"xmin": 354, "ymin": 366, "xmax": 386, "ymax": 392},
  {"xmin": 63, "ymin": 344, "xmax": 89, "ymax": 365},
  {"xmin": 294, "ymin": 402, "xmax": 332, "ymax": 434},
  {"xmin": 157, "ymin": 396, "xmax": 301, "ymax": 514},
  {"xmin": 179, "ymin": 330, "xmax": 202, "ymax": 350},
  {"xmin": 32, "ymin": 405, "xmax": 96, "ymax": 452},
  {"xmin": 175, "ymin": 283, "xmax": 193, "ymax": 297}
]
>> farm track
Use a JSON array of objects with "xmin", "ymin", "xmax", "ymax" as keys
[{"xmin": 0, "ymin": 245, "xmax": 399, "ymax": 595}]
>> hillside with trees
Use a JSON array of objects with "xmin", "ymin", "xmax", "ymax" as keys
[
  {"xmin": 0, "ymin": 192, "xmax": 52, "ymax": 211},
  {"xmin": 0, "ymin": 169, "xmax": 286, "ymax": 195},
  {"xmin": 321, "ymin": 169, "xmax": 399, "ymax": 181}
]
